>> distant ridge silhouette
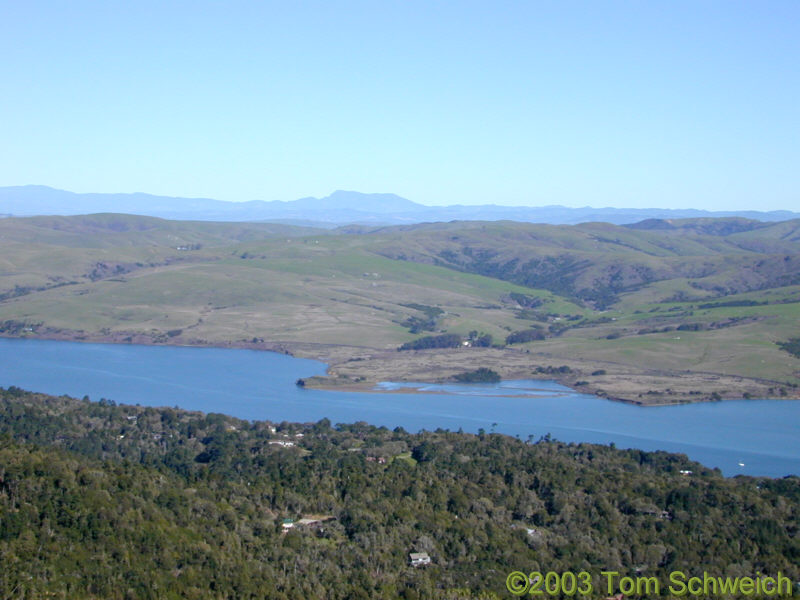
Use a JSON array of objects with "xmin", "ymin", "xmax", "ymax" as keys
[{"xmin": 1, "ymin": 185, "xmax": 797, "ymax": 226}]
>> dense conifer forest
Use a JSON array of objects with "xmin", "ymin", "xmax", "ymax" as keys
[{"xmin": 0, "ymin": 386, "xmax": 798, "ymax": 599}]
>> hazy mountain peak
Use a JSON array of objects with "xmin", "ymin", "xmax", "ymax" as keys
[{"xmin": 293, "ymin": 190, "xmax": 423, "ymax": 213}]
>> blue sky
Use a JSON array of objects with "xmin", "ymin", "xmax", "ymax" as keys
[{"xmin": 1, "ymin": 1, "xmax": 798, "ymax": 210}]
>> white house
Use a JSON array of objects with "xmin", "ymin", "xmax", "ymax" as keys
[{"xmin": 409, "ymin": 552, "xmax": 431, "ymax": 567}]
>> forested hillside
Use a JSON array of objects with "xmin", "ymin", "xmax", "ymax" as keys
[{"xmin": 1, "ymin": 387, "xmax": 798, "ymax": 599}]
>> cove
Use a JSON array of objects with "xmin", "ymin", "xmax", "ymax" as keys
[{"xmin": 1, "ymin": 337, "xmax": 798, "ymax": 478}]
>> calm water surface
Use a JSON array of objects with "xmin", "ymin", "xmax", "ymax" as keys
[{"xmin": 1, "ymin": 338, "xmax": 798, "ymax": 478}]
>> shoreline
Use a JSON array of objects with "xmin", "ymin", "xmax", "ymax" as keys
[
  {"xmin": 2, "ymin": 329, "xmax": 797, "ymax": 407},
  {"xmin": 3, "ymin": 334, "xmax": 798, "ymax": 480}
]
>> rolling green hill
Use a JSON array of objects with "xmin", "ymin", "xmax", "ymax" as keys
[
  {"xmin": 359, "ymin": 218, "xmax": 800, "ymax": 307},
  {"xmin": 1, "ymin": 214, "xmax": 798, "ymax": 404}
]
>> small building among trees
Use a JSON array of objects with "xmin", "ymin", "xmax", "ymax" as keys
[{"xmin": 409, "ymin": 552, "xmax": 431, "ymax": 567}]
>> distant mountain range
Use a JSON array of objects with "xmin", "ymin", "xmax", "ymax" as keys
[{"xmin": 1, "ymin": 185, "xmax": 797, "ymax": 226}]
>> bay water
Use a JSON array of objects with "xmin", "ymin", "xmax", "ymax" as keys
[{"xmin": 1, "ymin": 338, "xmax": 797, "ymax": 477}]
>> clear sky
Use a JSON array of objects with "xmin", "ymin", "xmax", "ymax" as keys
[{"xmin": 1, "ymin": 1, "xmax": 798, "ymax": 210}]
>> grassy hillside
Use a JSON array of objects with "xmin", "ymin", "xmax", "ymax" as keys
[
  {"xmin": 0, "ymin": 214, "xmax": 575, "ymax": 349},
  {"xmin": 360, "ymin": 218, "xmax": 800, "ymax": 307},
  {"xmin": 1, "ymin": 214, "xmax": 798, "ymax": 403},
  {"xmin": 1, "ymin": 387, "xmax": 798, "ymax": 599}
]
